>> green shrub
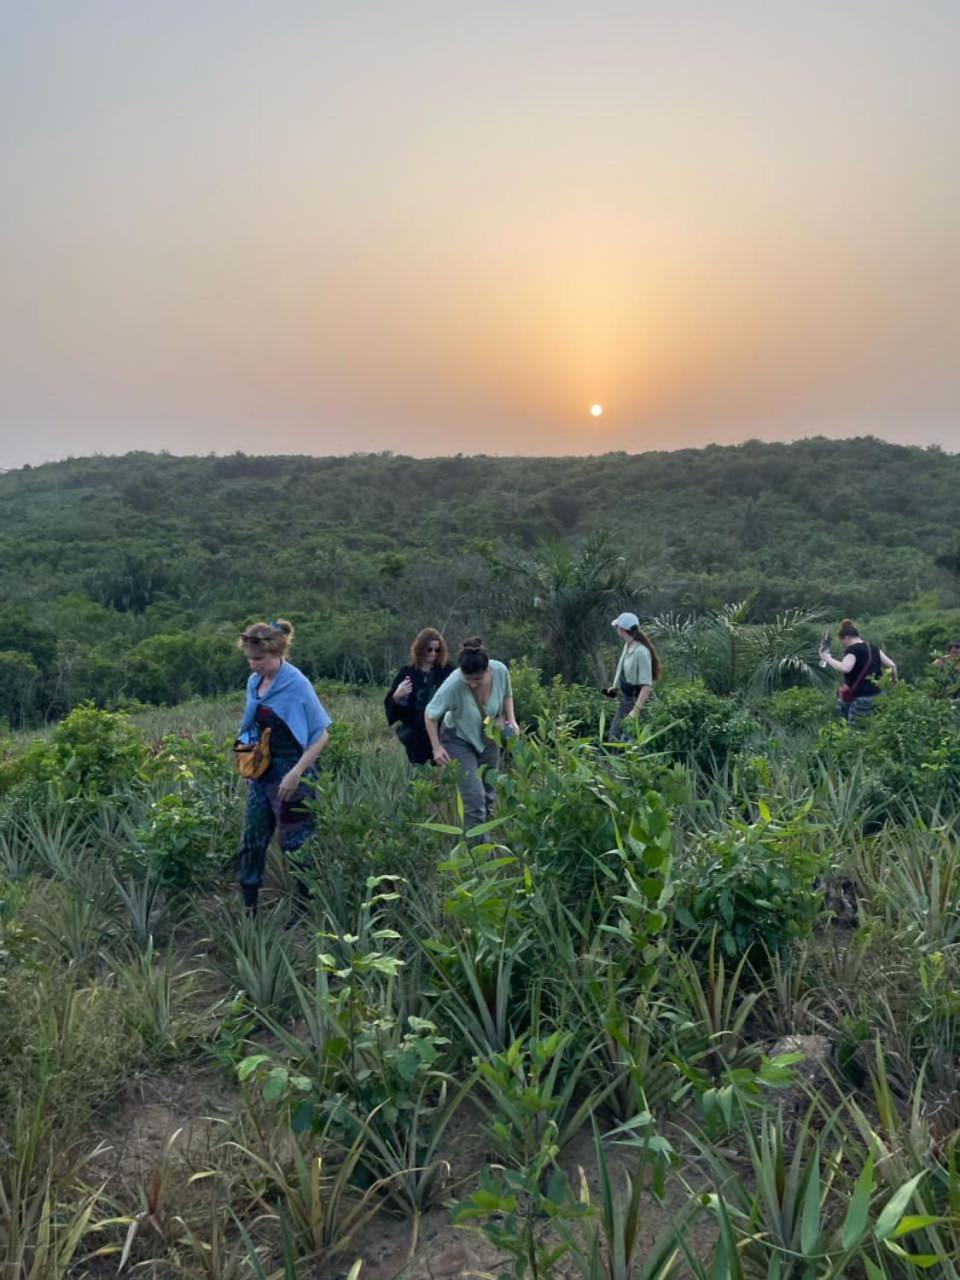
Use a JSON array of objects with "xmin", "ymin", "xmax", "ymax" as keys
[
  {"xmin": 673, "ymin": 800, "xmax": 826, "ymax": 955},
  {"xmin": 134, "ymin": 790, "xmax": 221, "ymax": 892},
  {"xmin": 763, "ymin": 686, "xmax": 833, "ymax": 734},
  {"xmin": 17, "ymin": 703, "xmax": 147, "ymax": 800},
  {"xmin": 493, "ymin": 732, "xmax": 684, "ymax": 917},
  {"xmin": 646, "ymin": 681, "xmax": 759, "ymax": 773},
  {"xmin": 811, "ymin": 686, "xmax": 960, "ymax": 821},
  {"xmin": 861, "ymin": 687, "xmax": 960, "ymax": 816},
  {"xmin": 507, "ymin": 660, "xmax": 607, "ymax": 739}
]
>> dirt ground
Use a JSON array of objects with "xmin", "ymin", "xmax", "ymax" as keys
[{"xmin": 82, "ymin": 1064, "xmax": 715, "ymax": 1279}]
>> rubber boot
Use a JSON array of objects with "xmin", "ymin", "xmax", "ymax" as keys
[{"xmin": 241, "ymin": 883, "xmax": 259, "ymax": 916}]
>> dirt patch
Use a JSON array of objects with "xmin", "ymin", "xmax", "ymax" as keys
[
  {"xmin": 82, "ymin": 1066, "xmax": 718, "ymax": 1279},
  {"xmin": 88, "ymin": 1061, "xmax": 239, "ymax": 1192}
]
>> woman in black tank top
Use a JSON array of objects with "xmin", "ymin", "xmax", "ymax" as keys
[{"xmin": 819, "ymin": 618, "xmax": 898, "ymax": 722}]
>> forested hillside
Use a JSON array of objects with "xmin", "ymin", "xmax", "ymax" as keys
[{"xmin": 2, "ymin": 437, "xmax": 959, "ymax": 724}]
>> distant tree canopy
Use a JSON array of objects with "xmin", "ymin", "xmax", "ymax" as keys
[{"xmin": 1, "ymin": 438, "xmax": 959, "ymax": 724}]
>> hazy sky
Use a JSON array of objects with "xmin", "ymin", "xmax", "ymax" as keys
[{"xmin": 1, "ymin": 0, "xmax": 958, "ymax": 468}]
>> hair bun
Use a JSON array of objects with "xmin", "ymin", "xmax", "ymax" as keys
[
  {"xmin": 460, "ymin": 636, "xmax": 484, "ymax": 652},
  {"xmin": 273, "ymin": 619, "xmax": 294, "ymax": 637}
]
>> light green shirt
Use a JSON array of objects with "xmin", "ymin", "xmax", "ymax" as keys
[
  {"xmin": 614, "ymin": 641, "xmax": 653, "ymax": 690},
  {"xmin": 426, "ymin": 660, "xmax": 513, "ymax": 753}
]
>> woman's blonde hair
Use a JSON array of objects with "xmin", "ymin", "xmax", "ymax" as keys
[
  {"xmin": 410, "ymin": 627, "xmax": 448, "ymax": 668},
  {"xmin": 238, "ymin": 619, "xmax": 294, "ymax": 658}
]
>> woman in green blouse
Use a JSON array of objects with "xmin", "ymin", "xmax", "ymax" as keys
[
  {"xmin": 425, "ymin": 637, "xmax": 520, "ymax": 832},
  {"xmin": 605, "ymin": 612, "xmax": 662, "ymax": 740}
]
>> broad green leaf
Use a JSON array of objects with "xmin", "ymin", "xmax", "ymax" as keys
[
  {"xmin": 237, "ymin": 1053, "xmax": 270, "ymax": 1082},
  {"xmin": 873, "ymin": 1171, "xmax": 925, "ymax": 1241},
  {"xmin": 262, "ymin": 1067, "xmax": 288, "ymax": 1103}
]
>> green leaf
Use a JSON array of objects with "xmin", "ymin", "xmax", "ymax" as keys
[
  {"xmin": 237, "ymin": 1053, "xmax": 270, "ymax": 1082},
  {"xmin": 841, "ymin": 1149, "xmax": 874, "ymax": 1249},
  {"xmin": 262, "ymin": 1067, "xmax": 288, "ymax": 1103},
  {"xmin": 881, "ymin": 1240, "xmax": 945, "ymax": 1268},
  {"xmin": 873, "ymin": 1171, "xmax": 925, "ymax": 1241},
  {"xmin": 291, "ymin": 1100, "xmax": 314, "ymax": 1135},
  {"xmin": 464, "ymin": 816, "xmax": 510, "ymax": 838},
  {"xmin": 889, "ymin": 1214, "xmax": 944, "ymax": 1239},
  {"xmin": 800, "ymin": 1147, "xmax": 821, "ymax": 1256}
]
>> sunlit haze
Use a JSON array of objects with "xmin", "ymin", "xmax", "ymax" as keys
[{"xmin": 2, "ymin": 1, "xmax": 958, "ymax": 467}]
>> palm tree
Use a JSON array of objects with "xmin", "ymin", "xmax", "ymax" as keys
[
  {"xmin": 490, "ymin": 531, "xmax": 635, "ymax": 683},
  {"xmin": 649, "ymin": 600, "xmax": 824, "ymax": 696}
]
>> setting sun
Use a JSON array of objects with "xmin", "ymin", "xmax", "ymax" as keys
[{"xmin": 590, "ymin": 403, "xmax": 603, "ymax": 417}]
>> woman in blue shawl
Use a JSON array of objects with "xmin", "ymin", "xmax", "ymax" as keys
[{"xmin": 235, "ymin": 619, "xmax": 332, "ymax": 914}]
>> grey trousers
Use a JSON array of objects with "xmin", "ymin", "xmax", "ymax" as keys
[
  {"xmin": 608, "ymin": 693, "xmax": 635, "ymax": 741},
  {"xmin": 608, "ymin": 690, "xmax": 654, "ymax": 740},
  {"xmin": 442, "ymin": 730, "xmax": 500, "ymax": 832}
]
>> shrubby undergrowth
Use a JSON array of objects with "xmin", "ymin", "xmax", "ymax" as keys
[{"xmin": 1, "ymin": 678, "xmax": 960, "ymax": 1277}]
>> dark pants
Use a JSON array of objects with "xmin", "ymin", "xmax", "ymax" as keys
[
  {"xmin": 441, "ymin": 730, "xmax": 500, "ymax": 833},
  {"xmin": 836, "ymin": 694, "xmax": 879, "ymax": 725},
  {"xmin": 608, "ymin": 687, "xmax": 652, "ymax": 740},
  {"xmin": 237, "ymin": 760, "xmax": 316, "ymax": 889},
  {"xmin": 608, "ymin": 693, "xmax": 636, "ymax": 741}
]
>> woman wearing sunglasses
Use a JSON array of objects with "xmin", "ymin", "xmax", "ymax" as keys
[{"xmin": 384, "ymin": 627, "xmax": 455, "ymax": 764}]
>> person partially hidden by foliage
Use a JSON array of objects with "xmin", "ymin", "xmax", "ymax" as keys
[
  {"xmin": 235, "ymin": 620, "xmax": 332, "ymax": 914},
  {"xmin": 384, "ymin": 627, "xmax": 454, "ymax": 765},
  {"xmin": 604, "ymin": 611, "xmax": 662, "ymax": 740},
  {"xmin": 933, "ymin": 639, "xmax": 960, "ymax": 698},
  {"xmin": 425, "ymin": 636, "xmax": 520, "ymax": 832},
  {"xmin": 820, "ymin": 618, "xmax": 897, "ymax": 724}
]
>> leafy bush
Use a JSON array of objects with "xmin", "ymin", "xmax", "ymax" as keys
[
  {"xmin": 674, "ymin": 799, "xmax": 827, "ymax": 955},
  {"xmin": 763, "ymin": 686, "xmax": 833, "ymax": 734},
  {"xmin": 812, "ymin": 686, "xmax": 960, "ymax": 821},
  {"xmin": 134, "ymin": 790, "xmax": 221, "ymax": 892},
  {"xmin": 507, "ymin": 660, "xmax": 607, "ymax": 739},
  {"xmin": 12, "ymin": 703, "xmax": 147, "ymax": 801},
  {"xmin": 496, "ymin": 733, "xmax": 682, "ymax": 910},
  {"xmin": 646, "ymin": 681, "xmax": 759, "ymax": 773},
  {"xmin": 861, "ymin": 687, "xmax": 960, "ymax": 812}
]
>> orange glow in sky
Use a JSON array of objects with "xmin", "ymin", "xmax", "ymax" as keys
[{"xmin": 1, "ymin": 1, "xmax": 958, "ymax": 466}]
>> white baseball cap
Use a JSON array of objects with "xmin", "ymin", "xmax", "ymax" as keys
[{"xmin": 611, "ymin": 612, "xmax": 640, "ymax": 630}]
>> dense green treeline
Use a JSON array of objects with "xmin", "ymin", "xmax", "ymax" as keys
[{"xmin": 2, "ymin": 436, "xmax": 959, "ymax": 724}]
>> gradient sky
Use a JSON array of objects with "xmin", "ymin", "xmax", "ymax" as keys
[{"xmin": 1, "ymin": 0, "xmax": 958, "ymax": 468}]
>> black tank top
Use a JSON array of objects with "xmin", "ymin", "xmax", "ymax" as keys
[
  {"xmin": 843, "ymin": 642, "xmax": 882, "ymax": 697},
  {"xmin": 255, "ymin": 705, "xmax": 301, "ymax": 757}
]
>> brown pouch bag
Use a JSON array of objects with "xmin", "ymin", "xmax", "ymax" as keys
[{"xmin": 234, "ymin": 727, "xmax": 272, "ymax": 780}]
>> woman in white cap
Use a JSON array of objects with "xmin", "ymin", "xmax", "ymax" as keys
[{"xmin": 605, "ymin": 612, "xmax": 662, "ymax": 740}]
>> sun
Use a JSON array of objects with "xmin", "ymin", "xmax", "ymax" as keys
[{"xmin": 590, "ymin": 403, "xmax": 603, "ymax": 417}]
